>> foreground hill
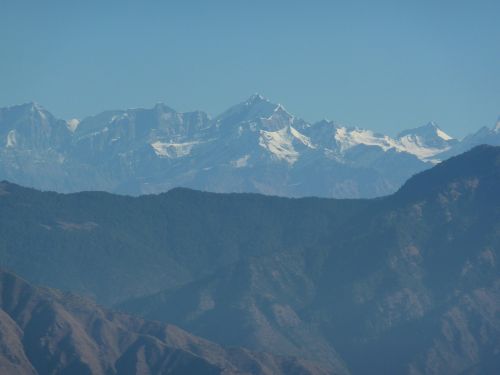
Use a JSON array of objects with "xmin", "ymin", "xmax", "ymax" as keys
[
  {"xmin": 0, "ymin": 145, "xmax": 499, "ymax": 373},
  {"xmin": 0, "ymin": 269, "xmax": 333, "ymax": 375},
  {"xmin": 1, "ymin": 97, "xmax": 498, "ymax": 198}
]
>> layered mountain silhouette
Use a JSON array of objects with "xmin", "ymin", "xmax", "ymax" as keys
[
  {"xmin": 1, "ymin": 97, "xmax": 499, "ymax": 198},
  {"xmin": 0, "ymin": 269, "xmax": 332, "ymax": 375},
  {"xmin": 0, "ymin": 145, "xmax": 499, "ymax": 374}
]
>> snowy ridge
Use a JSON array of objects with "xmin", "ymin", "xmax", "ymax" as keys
[
  {"xmin": 335, "ymin": 127, "xmax": 397, "ymax": 152},
  {"xmin": 397, "ymin": 135, "xmax": 450, "ymax": 162},
  {"xmin": 334, "ymin": 123, "xmax": 455, "ymax": 161},
  {"xmin": 290, "ymin": 126, "xmax": 316, "ymax": 149}
]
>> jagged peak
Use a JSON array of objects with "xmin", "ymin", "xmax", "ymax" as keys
[
  {"xmin": 273, "ymin": 103, "xmax": 293, "ymax": 117},
  {"xmin": 245, "ymin": 93, "xmax": 268, "ymax": 104},
  {"xmin": 397, "ymin": 121, "xmax": 454, "ymax": 141},
  {"xmin": 215, "ymin": 94, "xmax": 277, "ymax": 125}
]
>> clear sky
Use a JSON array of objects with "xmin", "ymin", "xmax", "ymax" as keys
[{"xmin": 1, "ymin": 0, "xmax": 499, "ymax": 137}]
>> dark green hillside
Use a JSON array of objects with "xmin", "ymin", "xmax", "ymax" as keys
[
  {"xmin": 0, "ymin": 145, "xmax": 499, "ymax": 374},
  {"xmin": 0, "ymin": 178, "xmax": 370, "ymax": 305}
]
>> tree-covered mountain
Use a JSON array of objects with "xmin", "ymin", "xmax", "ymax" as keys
[
  {"xmin": 0, "ymin": 270, "xmax": 331, "ymax": 375},
  {"xmin": 1, "ymin": 97, "xmax": 498, "ymax": 198},
  {"xmin": 0, "ymin": 145, "xmax": 499, "ymax": 374}
]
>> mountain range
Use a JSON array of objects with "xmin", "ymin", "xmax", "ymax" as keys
[
  {"xmin": 0, "ymin": 145, "xmax": 499, "ymax": 374},
  {"xmin": 0, "ymin": 270, "xmax": 328, "ymax": 375},
  {"xmin": 1, "ymin": 95, "xmax": 499, "ymax": 198}
]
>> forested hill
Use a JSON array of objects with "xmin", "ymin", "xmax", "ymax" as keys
[{"xmin": 0, "ymin": 145, "xmax": 499, "ymax": 374}]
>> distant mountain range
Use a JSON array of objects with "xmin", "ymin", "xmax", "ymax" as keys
[
  {"xmin": 1, "ymin": 95, "xmax": 499, "ymax": 197},
  {"xmin": 0, "ymin": 145, "xmax": 499, "ymax": 374}
]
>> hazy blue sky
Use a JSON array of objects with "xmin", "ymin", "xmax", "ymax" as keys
[{"xmin": 1, "ymin": 0, "xmax": 499, "ymax": 136}]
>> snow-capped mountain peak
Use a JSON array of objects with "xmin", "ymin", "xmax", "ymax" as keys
[
  {"xmin": 397, "ymin": 121, "xmax": 454, "ymax": 141},
  {"xmin": 215, "ymin": 94, "xmax": 277, "ymax": 127},
  {"xmin": 396, "ymin": 122, "xmax": 455, "ymax": 156},
  {"xmin": 391, "ymin": 122, "xmax": 454, "ymax": 161}
]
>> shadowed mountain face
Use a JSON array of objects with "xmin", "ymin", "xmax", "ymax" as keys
[
  {"xmin": 0, "ymin": 145, "xmax": 499, "ymax": 374},
  {"xmin": 1, "ymin": 98, "xmax": 498, "ymax": 199},
  {"xmin": 0, "ymin": 270, "xmax": 334, "ymax": 375}
]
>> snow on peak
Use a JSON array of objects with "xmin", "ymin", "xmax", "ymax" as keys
[
  {"xmin": 265, "ymin": 103, "xmax": 293, "ymax": 121},
  {"xmin": 423, "ymin": 122, "xmax": 454, "ymax": 141},
  {"xmin": 258, "ymin": 126, "xmax": 315, "ymax": 164},
  {"xmin": 25, "ymin": 102, "xmax": 49, "ymax": 119},
  {"xmin": 436, "ymin": 128, "xmax": 453, "ymax": 141},
  {"xmin": 290, "ymin": 126, "xmax": 316, "ymax": 149},
  {"xmin": 397, "ymin": 136, "xmax": 450, "ymax": 161},
  {"xmin": 494, "ymin": 117, "xmax": 500, "ymax": 132},
  {"xmin": 151, "ymin": 140, "xmax": 200, "ymax": 158},
  {"xmin": 335, "ymin": 127, "xmax": 396, "ymax": 152},
  {"xmin": 391, "ymin": 122, "xmax": 455, "ymax": 160},
  {"xmin": 27, "ymin": 102, "xmax": 49, "ymax": 121},
  {"xmin": 274, "ymin": 104, "xmax": 285, "ymax": 112},
  {"xmin": 246, "ymin": 93, "xmax": 268, "ymax": 104},
  {"xmin": 398, "ymin": 122, "xmax": 454, "ymax": 141},
  {"xmin": 5, "ymin": 130, "xmax": 16, "ymax": 148},
  {"xmin": 216, "ymin": 94, "xmax": 276, "ymax": 126},
  {"xmin": 333, "ymin": 124, "xmax": 454, "ymax": 162},
  {"xmin": 259, "ymin": 128, "xmax": 299, "ymax": 164},
  {"xmin": 66, "ymin": 119, "xmax": 80, "ymax": 132}
]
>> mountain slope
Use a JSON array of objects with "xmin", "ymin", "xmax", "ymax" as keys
[
  {"xmin": 120, "ymin": 145, "xmax": 500, "ymax": 374},
  {"xmin": 0, "ymin": 145, "xmax": 499, "ymax": 374},
  {"xmin": 0, "ymin": 269, "xmax": 335, "ymax": 375}
]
